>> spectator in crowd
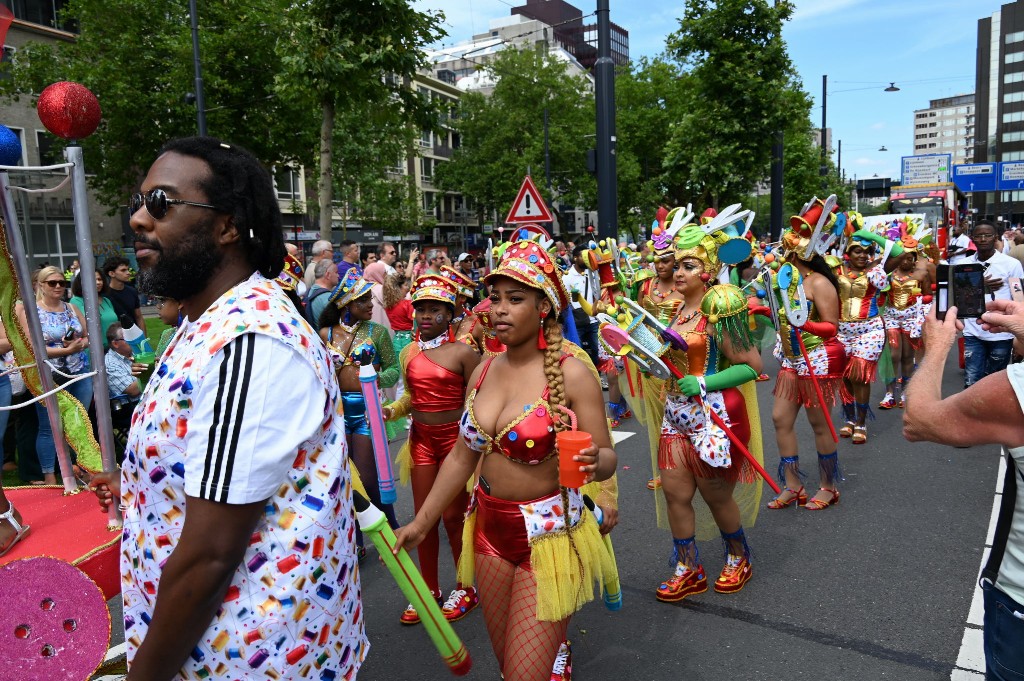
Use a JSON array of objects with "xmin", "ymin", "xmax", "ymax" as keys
[
  {"xmin": 1008, "ymin": 230, "xmax": 1024, "ymax": 273},
  {"xmin": 90, "ymin": 136, "xmax": 367, "ymax": 678},
  {"xmin": 948, "ymin": 220, "xmax": 974, "ymax": 265},
  {"xmin": 2, "ymin": 326, "xmax": 39, "ymax": 483},
  {"xmin": 563, "ymin": 243, "xmax": 601, "ymax": 369},
  {"xmin": 904, "ymin": 300, "xmax": 1024, "ymax": 681},
  {"xmin": 103, "ymin": 256, "xmax": 145, "ymax": 331},
  {"xmin": 961, "ymin": 221, "xmax": 1024, "ymax": 386},
  {"xmin": 304, "ymin": 258, "xmax": 338, "ymax": 327},
  {"xmin": 284, "ymin": 241, "xmax": 299, "ymax": 257},
  {"xmin": 363, "ymin": 261, "xmax": 393, "ymax": 331},
  {"xmin": 302, "ymin": 239, "xmax": 334, "ymax": 289},
  {"xmin": 15, "ymin": 266, "xmax": 93, "ymax": 486},
  {"xmin": 69, "ymin": 259, "xmax": 81, "ymax": 278},
  {"xmin": 412, "ymin": 248, "xmax": 429, "ymax": 279},
  {"xmin": 362, "ymin": 251, "xmax": 378, "ymax": 270},
  {"xmin": 422, "ymin": 249, "xmax": 446, "ymax": 278},
  {"xmin": 70, "ymin": 270, "xmax": 118, "ymax": 349},
  {"xmin": 153, "ymin": 297, "xmax": 182, "ymax": 357},
  {"xmin": 455, "ymin": 252, "xmax": 481, "ymax": 305},
  {"xmin": 384, "ymin": 272, "xmax": 414, "ymax": 339},
  {"xmin": 104, "ymin": 323, "xmax": 146, "ymax": 399},
  {"xmin": 336, "ymin": 240, "xmax": 361, "ymax": 280},
  {"xmin": 377, "ymin": 241, "xmax": 398, "ymax": 275}
]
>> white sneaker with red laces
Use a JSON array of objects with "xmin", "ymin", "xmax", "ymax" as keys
[{"xmin": 550, "ymin": 640, "xmax": 571, "ymax": 681}]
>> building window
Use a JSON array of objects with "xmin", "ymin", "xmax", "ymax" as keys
[
  {"xmin": 420, "ymin": 157, "xmax": 433, "ymax": 182},
  {"xmin": 1005, "ymin": 90, "xmax": 1024, "ymax": 104},
  {"xmin": 1006, "ymin": 51, "xmax": 1024, "ymax": 64},
  {"xmin": 1003, "ymin": 130, "xmax": 1024, "ymax": 143},
  {"xmin": 274, "ymin": 166, "xmax": 301, "ymax": 201},
  {"xmin": 915, "ymin": 112, "xmax": 928, "ymax": 119},
  {"xmin": 4, "ymin": 0, "xmax": 77, "ymax": 32},
  {"xmin": 35, "ymin": 130, "xmax": 61, "ymax": 166},
  {"xmin": 1008, "ymin": 30, "xmax": 1024, "ymax": 45}
]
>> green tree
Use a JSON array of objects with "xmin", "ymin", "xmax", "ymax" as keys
[
  {"xmin": 275, "ymin": 0, "xmax": 445, "ymax": 238},
  {"xmin": 435, "ymin": 48, "xmax": 595, "ymax": 227},
  {"xmin": 663, "ymin": 0, "xmax": 801, "ymax": 209},
  {"xmin": 0, "ymin": 0, "xmax": 300, "ymax": 209}
]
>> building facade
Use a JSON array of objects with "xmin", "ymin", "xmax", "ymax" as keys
[
  {"xmin": 912, "ymin": 94, "xmax": 974, "ymax": 165},
  {"xmin": 976, "ymin": 2, "xmax": 1024, "ymax": 221}
]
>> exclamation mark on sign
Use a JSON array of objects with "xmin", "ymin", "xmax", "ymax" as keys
[{"xmin": 525, "ymin": 194, "xmax": 532, "ymax": 214}]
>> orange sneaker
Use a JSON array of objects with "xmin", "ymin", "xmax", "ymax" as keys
[
  {"xmin": 714, "ymin": 555, "xmax": 752, "ymax": 594},
  {"xmin": 441, "ymin": 586, "xmax": 478, "ymax": 622},
  {"xmin": 399, "ymin": 589, "xmax": 442, "ymax": 625},
  {"xmin": 656, "ymin": 563, "xmax": 707, "ymax": 602}
]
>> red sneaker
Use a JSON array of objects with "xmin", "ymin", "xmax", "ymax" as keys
[
  {"xmin": 656, "ymin": 563, "xmax": 707, "ymax": 602},
  {"xmin": 400, "ymin": 589, "xmax": 442, "ymax": 625},
  {"xmin": 441, "ymin": 586, "xmax": 479, "ymax": 622},
  {"xmin": 714, "ymin": 555, "xmax": 752, "ymax": 594}
]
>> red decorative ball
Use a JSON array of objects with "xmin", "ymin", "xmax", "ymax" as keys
[
  {"xmin": 700, "ymin": 273, "xmax": 711, "ymax": 283},
  {"xmin": 37, "ymin": 82, "xmax": 101, "ymax": 141},
  {"xmin": 587, "ymin": 225, "xmax": 595, "ymax": 233}
]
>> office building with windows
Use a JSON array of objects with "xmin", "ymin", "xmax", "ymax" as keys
[
  {"xmin": 912, "ymin": 94, "xmax": 975, "ymax": 165},
  {"xmin": 975, "ymin": 1, "xmax": 1024, "ymax": 220}
]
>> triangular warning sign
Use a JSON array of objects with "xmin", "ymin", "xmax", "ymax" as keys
[{"xmin": 505, "ymin": 176, "xmax": 553, "ymax": 224}]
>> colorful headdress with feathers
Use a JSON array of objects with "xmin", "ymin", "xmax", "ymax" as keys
[
  {"xmin": 674, "ymin": 203, "xmax": 755, "ymax": 280},
  {"xmin": 782, "ymin": 195, "xmax": 845, "ymax": 260}
]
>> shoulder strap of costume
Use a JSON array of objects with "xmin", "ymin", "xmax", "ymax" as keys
[
  {"xmin": 474, "ymin": 356, "xmax": 495, "ymax": 390},
  {"xmin": 982, "ymin": 449, "xmax": 1020, "ymax": 583}
]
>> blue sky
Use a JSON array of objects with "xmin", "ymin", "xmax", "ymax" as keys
[{"xmin": 416, "ymin": 0, "xmax": 1005, "ymax": 183}]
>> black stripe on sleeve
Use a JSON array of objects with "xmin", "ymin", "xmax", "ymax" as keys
[
  {"xmin": 200, "ymin": 336, "xmax": 254, "ymax": 500},
  {"xmin": 217, "ymin": 334, "xmax": 255, "ymax": 502},
  {"xmin": 200, "ymin": 341, "xmax": 232, "ymax": 497}
]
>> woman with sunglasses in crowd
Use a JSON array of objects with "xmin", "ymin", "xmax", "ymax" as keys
[
  {"xmin": 394, "ymin": 240, "xmax": 618, "ymax": 681},
  {"xmin": 318, "ymin": 268, "xmax": 400, "ymax": 558},
  {"xmin": 14, "ymin": 266, "xmax": 93, "ymax": 485}
]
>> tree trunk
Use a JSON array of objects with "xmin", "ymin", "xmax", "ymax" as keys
[{"xmin": 318, "ymin": 99, "xmax": 335, "ymax": 240}]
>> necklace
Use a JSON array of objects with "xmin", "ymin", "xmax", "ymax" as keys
[
  {"xmin": 652, "ymin": 280, "xmax": 674, "ymax": 299},
  {"xmin": 417, "ymin": 333, "xmax": 448, "ymax": 350},
  {"xmin": 671, "ymin": 305, "xmax": 701, "ymax": 328}
]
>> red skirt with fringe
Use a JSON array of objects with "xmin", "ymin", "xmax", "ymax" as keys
[
  {"xmin": 773, "ymin": 338, "xmax": 848, "ymax": 408},
  {"xmin": 658, "ymin": 433, "xmax": 757, "ymax": 484}
]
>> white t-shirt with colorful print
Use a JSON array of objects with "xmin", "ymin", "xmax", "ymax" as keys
[{"xmin": 120, "ymin": 272, "xmax": 367, "ymax": 679}]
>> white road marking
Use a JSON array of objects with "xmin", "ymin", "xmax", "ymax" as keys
[
  {"xmin": 611, "ymin": 430, "xmax": 635, "ymax": 445},
  {"xmin": 951, "ymin": 450, "xmax": 1008, "ymax": 679}
]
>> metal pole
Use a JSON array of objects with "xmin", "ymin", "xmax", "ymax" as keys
[
  {"xmin": 595, "ymin": 0, "xmax": 617, "ymax": 241},
  {"xmin": 0, "ymin": 172, "xmax": 76, "ymax": 492},
  {"xmin": 66, "ymin": 145, "xmax": 120, "ymax": 526},
  {"xmin": 544, "ymin": 107, "xmax": 551, "ymax": 194},
  {"xmin": 837, "ymin": 139, "xmax": 842, "ymax": 183},
  {"xmin": 189, "ymin": 0, "xmax": 207, "ymax": 136},
  {"xmin": 770, "ymin": 131, "xmax": 784, "ymax": 241},
  {"xmin": 820, "ymin": 74, "xmax": 828, "ymax": 190}
]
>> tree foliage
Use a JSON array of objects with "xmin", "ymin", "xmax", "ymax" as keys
[
  {"xmin": 435, "ymin": 48, "xmax": 595, "ymax": 225},
  {"xmin": 662, "ymin": 0, "xmax": 801, "ymax": 209}
]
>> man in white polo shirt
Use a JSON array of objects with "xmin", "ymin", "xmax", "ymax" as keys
[{"xmin": 962, "ymin": 221, "xmax": 1024, "ymax": 387}]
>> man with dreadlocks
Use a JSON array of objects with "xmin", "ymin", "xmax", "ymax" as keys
[{"xmin": 394, "ymin": 239, "xmax": 618, "ymax": 681}]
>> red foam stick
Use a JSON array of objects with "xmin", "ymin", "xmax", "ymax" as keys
[{"xmin": 794, "ymin": 332, "xmax": 839, "ymax": 443}]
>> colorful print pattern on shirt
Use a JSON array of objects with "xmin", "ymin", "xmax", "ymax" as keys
[{"xmin": 119, "ymin": 273, "xmax": 367, "ymax": 680}]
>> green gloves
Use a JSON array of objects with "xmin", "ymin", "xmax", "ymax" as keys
[
  {"xmin": 676, "ymin": 364, "xmax": 759, "ymax": 396},
  {"xmin": 852, "ymin": 229, "xmax": 905, "ymax": 258}
]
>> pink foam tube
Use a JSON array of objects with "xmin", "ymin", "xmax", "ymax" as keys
[{"xmin": 359, "ymin": 364, "xmax": 397, "ymax": 505}]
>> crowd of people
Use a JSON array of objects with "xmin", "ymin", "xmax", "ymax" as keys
[{"xmin": 2, "ymin": 135, "xmax": 1024, "ymax": 680}]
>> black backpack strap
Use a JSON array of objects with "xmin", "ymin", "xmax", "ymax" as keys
[
  {"xmin": 982, "ymin": 448, "xmax": 1021, "ymax": 583},
  {"xmin": 305, "ymin": 289, "xmax": 330, "ymax": 325}
]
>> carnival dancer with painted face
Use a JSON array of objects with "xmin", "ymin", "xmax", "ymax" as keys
[
  {"xmin": 441, "ymin": 264, "xmax": 483, "ymax": 352},
  {"xmin": 318, "ymin": 268, "xmax": 400, "ymax": 556},
  {"xmin": 834, "ymin": 216, "xmax": 903, "ymax": 444},
  {"xmin": 763, "ymin": 197, "xmax": 846, "ymax": 511},
  {"xmin": 654, "ymin": 214, "xmax": 765, "ymax": 602},
  {"xmin": 633, "ymin": 207, "xmax": 689, "ymax": 493},
  {"xmin": 384, "ymin": 273, "xmax": 482, "ymax": 625},
  {"xmin": 394, "ymin": 240, "xmax": 618, "ymax": 681},
  {"xmin": 879, "ymin": 218, "xmax": 934, "ymax": 409}
]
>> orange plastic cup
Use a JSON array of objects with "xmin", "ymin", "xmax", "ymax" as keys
[{"xmin": 556, "ymin": 431, "xmax": 592, "ymax": 488}]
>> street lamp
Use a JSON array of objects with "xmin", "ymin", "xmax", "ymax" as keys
[
  {"xmin": 821, "ymin": 77, "xmax": 901, "ymax": 188},
  {"xmin": 878, "ymin": 146, "xmax": 888, "ymax": 152},
  {"xmin": 884, "ymin": 82, "xmax": 901, "ymax": 92}
]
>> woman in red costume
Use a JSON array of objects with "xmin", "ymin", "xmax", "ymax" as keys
[
  {"xmin": 764, "ymin": 198, "xmax": 846, "ymax": 511},
  {"xmin": 654, "ymin": 218, "xmax": 764, "ymax": 602},
  {"xmin": 394, "ymin": 240, "xmax": 617, "ymax": 681},
  {"xmin": 385, "ymin": 273, "xmax": 481, "ymax": 624},
  {"xmin": 441, "ymin": 264, "xmax": 482, "ymax": 351}
]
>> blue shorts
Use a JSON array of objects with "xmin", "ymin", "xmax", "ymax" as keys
[
  {"xmin": 340, "ymin": 391, "xmax": 371, "ymax": 437},
  {"xmin": 982, "ymin": 579, "xmax": 1024, "ymax": 680}
]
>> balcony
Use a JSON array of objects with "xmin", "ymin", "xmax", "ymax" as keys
[{"xmin": 433, "ymin": 144, "xmax": 453, "ymax": 159}]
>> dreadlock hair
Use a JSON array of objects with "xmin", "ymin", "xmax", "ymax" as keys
[
  {"xmin": 157, "ymin": 137, "xmax": 285, "ymax": 279},
  {"xmin": 805, "ymin": 253, "xmax": 841, "ymax": 295}
]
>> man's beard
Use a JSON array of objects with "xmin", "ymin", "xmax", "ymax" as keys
[{"xmin": 136, "ymin": 221, "xmax": 224, "ymax": 300}]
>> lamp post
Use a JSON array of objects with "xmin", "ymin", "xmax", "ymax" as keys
[
  {"xmin": 594, "ymin": 0, "xmax": 617, "ymax": 241},
  {"xmin": 188, "ymin": 0, "xmax": 207, "ymax": 135}
]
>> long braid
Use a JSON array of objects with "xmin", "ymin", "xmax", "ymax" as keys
[{"xmin": 541, "ymin": 315, "xmax": 585, "ymax": 609}]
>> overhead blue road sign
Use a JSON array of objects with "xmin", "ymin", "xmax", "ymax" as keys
[
  {"xmin": 1001, "ymin": 161, "xmax": 1024, "ymax": 190},
  {"xmin": 953, "ymin": 163, "xmax": 997, "ymax": 193}
]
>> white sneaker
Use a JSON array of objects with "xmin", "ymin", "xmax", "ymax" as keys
[{"xmin": 550, "ymin": 640, "xmax": 571, "ymax": 681}]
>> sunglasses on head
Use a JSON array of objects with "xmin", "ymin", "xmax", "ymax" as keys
[
  {"xmin": 43, "ymin": 280, "xmax": 66, "ymax": 288},
  {"xmin": 130, "ymin": 188, "xmax": 219, "ymax": 220}
]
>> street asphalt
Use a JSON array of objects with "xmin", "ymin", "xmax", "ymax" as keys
[{"xmin": 105, "ymin": 347, "xmax": 994, "ymax": 680}]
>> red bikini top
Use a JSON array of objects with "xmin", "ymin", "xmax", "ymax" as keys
[
  {"xmin": 459, "ymin": 356, "xmax": 566, "ymax": 465},
  {"xmin": 406, "ymin": 347, "xmax": 466, "ymax": 412}
]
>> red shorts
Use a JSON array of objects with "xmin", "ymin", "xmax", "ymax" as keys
[
  {"xmin": 473, "ymin": 488, "xmax": 540, "ymax": 568},
  {"xmin": 409, "ymin": 420, "xmax": 460, "ymax": 467}
]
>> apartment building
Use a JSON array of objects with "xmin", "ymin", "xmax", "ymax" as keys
[{"xmin": 912, "ymin": 94, "xmax": 975, "ymax": 165}]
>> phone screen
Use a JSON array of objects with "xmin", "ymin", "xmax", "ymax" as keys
[
  {"xmin": 936, "ymin": 265, "xmax": 950, "ymax": 320},
  {"xmin": 952, "ymin": 264, "xmax": 986, "ymax": 318}
]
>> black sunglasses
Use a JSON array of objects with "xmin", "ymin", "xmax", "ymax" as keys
[
  {"xmin": 43, "ymin": 280, "xmax": 67, "ymax": 288},
  {"xmin": 130, "ymin": 188, "xmax": 219, "ymax": 220}
]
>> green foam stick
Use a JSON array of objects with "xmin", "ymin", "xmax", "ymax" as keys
[{"xmin": 353, "ymin": 491, "xmax": 472, "ymax": 676}]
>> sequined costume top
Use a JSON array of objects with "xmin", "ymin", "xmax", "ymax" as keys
[
  {"xmin": 639, "ymin": 278, "xmax": 683, "ymax": 326},
  {"xmin": 459, "ymin": 356, "xmax": 567, "ymax": 465},
  {"xmin": 664, "ymin": 316, "xmax": 714, "ymax": 395},
  {"xmin": 836, "ymin": 265, "xmax": 888, "ymax": 322},
  {"xmin": 326, "ymin": 320, "xmax": 400, "ymax": 388},
  {"xmin": 888, "ymin": 273, "xmax": 922, "ymax": 310}
]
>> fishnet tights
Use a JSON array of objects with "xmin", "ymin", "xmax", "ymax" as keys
[{"xmin": 476, "ymin": 554, "xmax": 569, "ymax": 681}]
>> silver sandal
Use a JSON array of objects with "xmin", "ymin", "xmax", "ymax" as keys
[{"xmin": 0, "ymin": 501, "xmax": 30, "ymax": 558}]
